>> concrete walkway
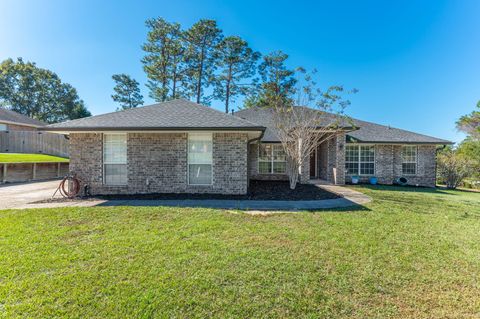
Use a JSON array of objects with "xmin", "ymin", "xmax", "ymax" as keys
[{"xmin": 4, "ymin": 180, "xmax": 371, "ymax": 211}]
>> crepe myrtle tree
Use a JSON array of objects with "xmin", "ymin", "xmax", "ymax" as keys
[{"xmin": 269, "ymin": 68, "xmax": 355, "ymax": 189}]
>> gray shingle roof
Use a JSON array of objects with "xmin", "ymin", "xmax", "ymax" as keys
[
  {"xmin": 44, "ymin": 99, "xmax": 265, "ymax": 132},
  {"xmin": 0, "ymin": 108, "xmax": 46, "ymax": 127},
  {"xmin": 235, "ymin": 107, "xmax": 452, "ymax": 145},
  {"xmin": 347, "ymin": 118, "xmax": 452, "ymax": 144},
  {"xmin": 234, "ymin": 107, "xmax": 353, "ymax": 142}
]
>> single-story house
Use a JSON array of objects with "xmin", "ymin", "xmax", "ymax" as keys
[
  {"xmin": 43, "ymin": 99, "xmax": 452, "ymax": 195},
  {"xmin": 0, "ymin": 109, "xmax": 46, "ymax": 131}
]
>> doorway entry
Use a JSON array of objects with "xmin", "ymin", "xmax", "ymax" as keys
[{"xmin": 309, "ymin": 148, "xmax": 317, "ymax": 178}]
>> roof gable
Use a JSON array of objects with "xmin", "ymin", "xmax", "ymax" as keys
[{"xmin": 45, "ymin": 99, "xmax": 264, "ymax": 132}]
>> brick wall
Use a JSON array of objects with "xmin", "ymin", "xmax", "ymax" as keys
[
  {"xmin": 69, "ymin": 132, "xmax": 249, "ymax": 195},
  {"xmin": 345, "ymin": 144, "xmax": 437, "ymax": 187}
]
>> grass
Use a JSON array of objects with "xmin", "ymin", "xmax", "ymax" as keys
[
  {"xmin": 0, "ymin": 153, "xmax": 69, "ymax": 163},
  {"xmin": 0, "ymin": 186, "xmax": 479, "ymax": 318}
]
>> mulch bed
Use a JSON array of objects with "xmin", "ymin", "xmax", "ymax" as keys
[
  {"xmin": 247, "ymin": 180, "xmax": 339, "ymax": 200},
  {"xmin": 36, "ymin": 180, "xmax": 340, "ymax": 203}
]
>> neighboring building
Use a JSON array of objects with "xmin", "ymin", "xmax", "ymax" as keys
[
  {"xmin": 43, "ymin": 99, "xmax": 452, "ymax": 195},
  {"xmin": 0, "ymin": 108, "xmax": 47, "ymax": 131}
]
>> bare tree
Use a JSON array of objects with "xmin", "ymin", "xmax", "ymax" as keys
[{"xmin": 269, "ymin": 69, "xmax": 355, "ymax": 189}]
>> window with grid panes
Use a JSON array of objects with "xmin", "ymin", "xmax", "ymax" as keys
[
  {"xmin": 103, "ymin": 134, "xmax": 127, "ymax": 185},
  {"xmin": 402, "ymin": 145, "xmax": 417, "ymax": 175},
  {"xmin": 345, "ymin": 145, "xmax": 375, "ymax": 175},
  {"xmin": 258, "ymin": 144, "xmax": 286, "ymax": 174}
]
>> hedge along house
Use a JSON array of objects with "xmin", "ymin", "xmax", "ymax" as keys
[{"xmin": 43, "ymin": 99, "xmax": 452, "ymax": 195}]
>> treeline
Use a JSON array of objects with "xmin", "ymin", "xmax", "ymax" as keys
[
  {"xmin": 140, "ymin": 18, "xmax": 298, "ymax": 113},
  {"xmin": 0, "ymin": 58, "xmax": 91, "ymax": 123}
]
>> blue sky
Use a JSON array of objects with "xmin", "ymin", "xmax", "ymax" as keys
[{"xmin": 1, "ymin": 0, "xmax": 479, "ymax": 143}]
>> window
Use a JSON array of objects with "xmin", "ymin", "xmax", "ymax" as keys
[
  {"xmin": 0, "ymin": 124, "xmax": 7, "ymax": 131},
  {"xmin": 402, "ymin": 145, "xmax": 417, "ymax": 175},
  {"xmin": 345, "ymin": 145, "xmax": 375, "ymax": 175},
  {"xmin": 258, "ymin": 144, "xmax": 286, "ymax": 174},
  {"xmin": 188, "ymin": 133, "xmax": 212, "ymax": 185},
  {"xmin": 103, "ymin": 134, "xmax": 127, "ymax": 185}
]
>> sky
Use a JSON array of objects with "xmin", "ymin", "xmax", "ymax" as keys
[{"xmin": 0, "ymin": 0, "xmax": 479, "ymax": 143}]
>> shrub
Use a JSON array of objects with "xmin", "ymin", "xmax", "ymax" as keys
[{"xmin": 437, "ymin": 150, "xmax": 476, "ymax": 189}]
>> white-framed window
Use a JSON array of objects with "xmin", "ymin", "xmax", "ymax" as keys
[
  {"xmin": 0, "ymin": 124, "xmax": 7, "ymax": 131},
  {"xmin": 402, "ymin": 145, "xmax": 417, "ymax": 175},
  {"xmin": 188, "ymin": 133, "xmax": 213, "ymax": 185},
  {"xmin": 345, "ymin": 144, "xmax": 375, "ymax": 175},
  {"xmin": 258, "ymin": 143, "xmax": 287, "ymax": 174},
  {"xmin": 103, "ymin": 133, "xmax": 127, "ymax": 185}
]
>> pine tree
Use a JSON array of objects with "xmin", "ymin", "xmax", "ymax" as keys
[
  {"xmin": 142, "ymin": 18, "xmax": 187, "ymax": 101},
  {"xmin": 213, "ymin": 36, "xmax": 260, "ymax": 113},
  {"xmin": 254, "ymin": 51, "xmax": 296, "ymax": 107},
  {"xmin": 184, "ymin": 19, "xmax": 223, "ymax": 104},
  {"xmin": 111, "ymin": 74, "xmax": 143, "ymax": 110}
]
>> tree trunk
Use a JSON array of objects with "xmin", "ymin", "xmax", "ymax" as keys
[
  {"xmin": 225, "ymin": 80, "xmax": 231, "ymax": 113},
  {"xmin": 196, "ymin": 44, "xmax": 206, "ymax": 104},
  {"xmin": 286, "ymin": 157, "xmax": 299, "ymax": 190},
  {"xmin": 172, "ymin": 66, "xmax": 177, "ymax": 99},
  {"xmin": 225, "ymin": 64, "xmax": 232, "ymax": 113}
]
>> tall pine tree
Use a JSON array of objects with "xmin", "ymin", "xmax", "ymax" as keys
[
  {"xmin": 142, "ymin": 18, "xmax": 186, "ymax": 101},
  {"xmin": 111, "ymin": 74, "xmax": 143, "ymax": 110},
  {"xmin": 213, "ymin": 36, "xmax": 260, "ymax": 113},
  {"xmin": 256, "ymin": 51, "xmax": 296, "ymax": 107},
  {"xmin": 184, "ymin": 19, "xmax": 223, "ymax": 104}
]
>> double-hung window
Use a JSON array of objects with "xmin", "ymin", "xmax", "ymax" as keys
[
  {"xmin": 103, "ymin": 133, "xmax": 127, "ymax": 185},
  {"xmin": 345, "ymin": 145, "xmax": 375, "ymax": 175},
  {"xmin": 188, "ymin": 133, "xmax": 212, "ymax": 185},
  {"xmin": 258, "ymin": 144, "xmax": 286, "ymax": 174},
  {"xmin": 402, "ymin": 145, "xmax": 417, "ymax": 175}
]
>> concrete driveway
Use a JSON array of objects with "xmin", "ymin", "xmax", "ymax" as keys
[{"xmin": 0, "ymin": 180, "xmax": 63, "ymax": 209}]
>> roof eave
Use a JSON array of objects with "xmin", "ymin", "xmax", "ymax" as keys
[
  {"xmin": 346, "ymin": 140, "xmax": 453, "ymax": 145},
  {"xmin": 0, "ymin": 120, "xmax": 45, "ymax": 128},
  {"xmin": 40, "ymin": 126, "xmax": 266, "ymax": 133}
]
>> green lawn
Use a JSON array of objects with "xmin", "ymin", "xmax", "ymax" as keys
[
  {"xmin": 1, "ymin": 186, "xmax": 479, "ymax": 318},
  {"xmin": 0, "ymin": 153, "xmax": 69, "ymax": 163}
]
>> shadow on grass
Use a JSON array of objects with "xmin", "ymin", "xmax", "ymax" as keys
[
  {"xmin": 95, "ymin": 197, "xmax": 370, "ymax": 212},
  {"xmin": 351, "ymin": 184, "xmax": 455, "ymax": 195}
]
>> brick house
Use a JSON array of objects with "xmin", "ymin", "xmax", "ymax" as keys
[
  {"xmin": 0, "ymin": 108, "xmax": 46, "ymax": 131},
  {"xmin": 43, "ymin": 99, "xmax": 451, "ymax": 195}
]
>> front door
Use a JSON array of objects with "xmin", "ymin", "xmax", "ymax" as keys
[{"xmin": 309, "ymin": 148, "xmax": 317, "ymax": 178}]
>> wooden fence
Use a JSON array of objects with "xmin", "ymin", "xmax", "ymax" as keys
[{"xmin": 0, "ymin": 131, "xmax": 69, "ymax": 157}]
